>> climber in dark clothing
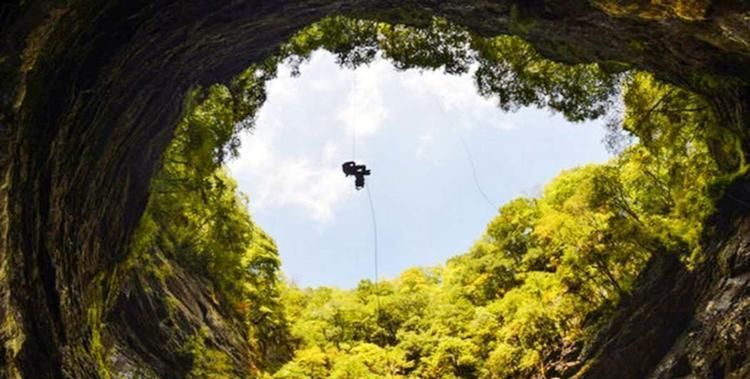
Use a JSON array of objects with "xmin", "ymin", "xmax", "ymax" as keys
[{"xmin": 342, "ymin": 161, "xmax": 371, "ymax": 190}]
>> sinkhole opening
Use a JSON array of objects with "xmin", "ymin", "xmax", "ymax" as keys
[
  {"xmin": 131, "ymin": 16, "xmax": 736, "ymax": 378},
  {"xmin": 226, "ymin": 49, "xmax": 612, "ymax": 289}
]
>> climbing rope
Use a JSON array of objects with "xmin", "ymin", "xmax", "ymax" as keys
[
  {"xmin": 352, "ymin": 127, "xmax": 357, "ymax": 161},
  {"xmin": 349, "ymin": 120, "xmax": 380, "ymax": 316},
  {"xmin": 365, "ymin": 183, "xmax": 381, "ymax": 314},
  {"xmin": 433, "ymin": 100, "xmax": 497, "ymax": 211},
  {"xmin": 459, "ymin": 136, "xmax": 498, "ymax": 211}
]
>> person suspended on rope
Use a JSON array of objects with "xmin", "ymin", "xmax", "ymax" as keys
[{"xmin": 342, "ymin": 161, "xmax": 371, "ymax": 190}]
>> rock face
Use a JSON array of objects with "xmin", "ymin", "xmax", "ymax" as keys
[
  {"xmin": 575, "ymin": 179, "xmax": 750, "ymax": 379},
  {"xmin": 0, "ymin": 1, "xmax": 749, "ymax": 378},
  {"xmin": 648, "ymin": 179, "xmax": 750, "ymax": 379},
  {"xmin": 104, "ymin": 254, "xmax": 255, "ymax": 378}
]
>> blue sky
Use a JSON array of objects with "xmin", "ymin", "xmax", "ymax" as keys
[{"xmin": 228, "ymin": 51, "xmax": 612, "ymax": 288}]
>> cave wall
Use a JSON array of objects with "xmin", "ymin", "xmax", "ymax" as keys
[
  {"xmin": 575, "ymin": 177, "xmax": 750, "ymax": 379},
  {"xmin": 104, "ymin": 253, "xmax": 256, "ymax": 378},
  {"xmin": 0, "ymin": 0, "xmax": 749, "ymax": 377}
]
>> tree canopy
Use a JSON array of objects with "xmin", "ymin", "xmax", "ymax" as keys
[
  {"xmin": 270, "ymin": 72, "xmax": 726, "ymax": 376},
  {"xmin": 129, "ymin": 15, "xmax": 741, "ymax": 379}
]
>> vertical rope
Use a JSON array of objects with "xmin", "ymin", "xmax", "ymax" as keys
[
  {"xmin": 365, "ymin": 182, "xmax": 383, "ymax": 347},
  {"xmin": 366, "ymin": 184, "xmax": 384, "ymax": 345},
  {"xmin": 352, "ymin": 120, "xmax": 380, "ymax": 337},
  {"xmin": 365, "ymin": 184, "xmax": 380, "ymax": 312},
  {"xmin": 352, "ymin": 127, "xmax": 356, "ymax": 161},
  {"xmin": 459, "ymin": 136, "xmax": 497, "ymax": 210}
]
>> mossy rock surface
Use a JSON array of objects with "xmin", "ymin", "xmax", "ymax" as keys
[{"xmin": 0, "ymin": 1, "xmax": 749, "ymax": 377}]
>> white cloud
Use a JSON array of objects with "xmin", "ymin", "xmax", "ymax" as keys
[
  {"xmin": 402, "ymin": 70, "xmax": 478, "ymax": 111},
  {"xmin": 266, "ymin": 69, "xmax": 299, "ymax": 102},
  {"xmin": 415, "ymin": 130, "xmax": 436, "ymax": 160},
  {"xmin": 228, "ymin": 107, "xmax": 353, "ymax": 223},
  {"xmin": 228, "ymin": 55, "xmax": 518, "ymax": 224},
  {"xmin": 493, "ymin": 120, "xmax": 518, "ymax": 131},
  {"xmin": 248, "ymin": 158, "xmax": 350, "ymax": 222},
  {"xmin": 229, "ymin": 119, "xmax": 278, "ymax": 175},
  {"xmin": 229, "ymin": 135, "xmax": 351, "ymax": 222},
  {"xmin": 401, "ymin": 68, "xmax": 516, "ymax": 131},
  {"xmin": 322, "ymin": 141, "xmax": 339, "ymax": 163},
  {"xmin": 336, "ymin": 60, "xmax": 389, "ymax": 138}
]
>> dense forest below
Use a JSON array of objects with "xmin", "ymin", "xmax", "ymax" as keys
[{"xmin": 127, "ymin": 17, "xmax": 743, "ymax": 378}]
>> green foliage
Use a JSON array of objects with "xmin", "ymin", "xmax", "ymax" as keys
[
  {"xmin": 182, "ymin": 327, "xmax": 236, "ymax": 379},
  {"xmin": 132, "ymin": 61, "xmax": 293, "ymax": 375},
  {"xmin": 270, "ymin": 72, "xmax": 729, "ymax": 379},
  {"xmin": 472, "ymin": 35, "xmax": 618, "ymax": 121},
  {"xmin": 617, "ymin": 72, "xmax": 732, "ymax": 258},
  {"xmin": 282, "ymin": 16, "xmax": 619, "ymax": 122},
  {"xmin": 130, "ymin": 14, "xmax": 740, "ymax": 379}
]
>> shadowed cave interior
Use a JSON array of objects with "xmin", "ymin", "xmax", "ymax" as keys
[{"xmin": 1, "ymin": 1, "xmax": 750, "ymax": 378}]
